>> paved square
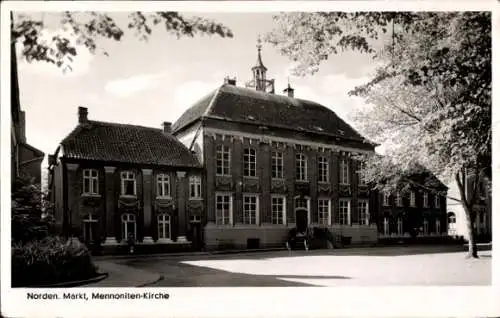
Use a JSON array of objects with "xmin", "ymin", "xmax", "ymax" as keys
[{"xmin": 121, "ymin": 246, "xmax": 491, "ymax": 287}]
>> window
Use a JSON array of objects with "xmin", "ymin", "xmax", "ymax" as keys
[
  {"xmin": 410, "ymin": 191, "xmax": 416, "ymax": 207},
  {"xmin": 82, "ymin": 214, "xmax": 98, "ymax": 242},
  {"xmin": 243, "ymin": 148, "xmax": 257, "ymax": 177},
  {"xmin": 295, "ymin": 197, "xmax": 309, "ymax": 210},
  {"xmin": 157, "ymin": 214, "xmax": 171, "ymax": 240},
  {"xmin": 397, "ymin": 217, "xmax": 403, "ymax": 236},
  {"xmin": 295, "ymin": 153, "xmax": 307, "ymax": 181},
  {"xmin": 383, "ymin": 193, "xmax": 390, "ymax": 206},
  {"xmin": 190, "ymin": 215, "xmax": 201, "ymax": 223},
  {"xmin": 358, "ymin": 200, "xmax": 369, "ymax": 225},
  {"xmin": 318, "ymin": 156, "xmax": 329, "ymax": 183},
  {"xmin": 157, "ymin": 174, "xmax": 170, "ymax": 198},
  {"xmin": 216, "ymin": 145, "xmax": 231, "ymax": 176},
  {"xmin": 215, "ymin": 193, "xmax": 232, "ymax": 225},
  {"xmin": 340, "ymin": 158, "xmax": 349, "ymax": 185},
  {"xmin": 423, "ymin": 192, "xmax": 429, "ymax": 207},
  {"xmin": 317, "ymin": 199, "xmax": 330, "ymax": 225},
  {"xmin": 336, "ymin": 199, "xmax": 351, "ymax": 225},
  {"xmin": 271, "ymin": 151, "xmax": 284, "ymax": 179},
  {"xmin": 189, "ymin": 175, "xmax": 202, "ymax": 199},
  {"xmin": 271, "ymin": 196, "xmax": 286, "ymax": 225},
  {"xmin": 435, "ymin": 219, "xmax": 441, "ymax": 234},
  {"xmin": 83, "ymin": 169, "xmax": 99, "ymax": 195},
  {"xmin": 243, "ymin": 195, "xmax": 259, "ymax": 225},
  {"xmin": 121, "ymin": 171, "xmax": 136, "ymax": 196},
  {"xmin": 383, "ymin": 217, "xmax": 389, "ymax": 236},
  {"xmin": 357, "ymin": 161, "xmax": 367, "ymax": 185},
  {"xmin": 121, "ymin": 213, "xmax": 136, "ymax": 240},
  {"xmin": 395, "ymin": 192, "xmax": 403, "ymax": 207},
  {"xmin": 423, "ymin": 218, "xmax": 429, "ymax": 235},
  {"xmin": 435, "ymin": 195, "xmax": 440, "ymax": 208}
]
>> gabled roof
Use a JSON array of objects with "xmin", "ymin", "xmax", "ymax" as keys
[
  {"xmin": 172, "ymin": 84, "xmax": 373, "ymax": 145},
  {"xmin": 60, "ymin": 120, "xmax": 200, "ymax": 168}
]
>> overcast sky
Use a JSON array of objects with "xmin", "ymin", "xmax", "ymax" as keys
[{"xmin": 16, "ymin": 12, "xmax": 380, "ymax": 166}]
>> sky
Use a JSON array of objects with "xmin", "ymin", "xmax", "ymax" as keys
[{"xmin": 16, "ymin": 12, "xmax": 381, "ymax": 168}]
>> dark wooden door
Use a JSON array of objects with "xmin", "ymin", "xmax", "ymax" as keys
[{"xmin": 296, "ymin": 209, "xmax": 308, "ymax": 233}]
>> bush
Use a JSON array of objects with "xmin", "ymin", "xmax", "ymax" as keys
[{"xmin": 12, "ymin": 236, "xmax": 99, "ymax": 287}]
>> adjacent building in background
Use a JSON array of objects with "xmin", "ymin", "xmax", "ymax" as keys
[
  {"xmin": 173, "ymin": 43, "xmax": 381, "ymax": 250},
  {"xmin": 47, "ymin": 107, "xmax": 203, "ymax": 253}
]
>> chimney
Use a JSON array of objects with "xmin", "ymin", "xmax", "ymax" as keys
[
  {"xmin": 224, "ymin": 76, "xmax": 237, "ymax": 86},
  {"xmin": 19, "ymin": 111, "xmax": 26, "ymax": 143},
  {"xmin": 78, "ymin": 106, "xmax": 88, "ymax": 124},
  {"xmin": 162, "ymin": 121, "xmax": 172, "ymax": 134},
  {"xmin": 283, "ymin": 84, "xmax": 294, "ymax": 98}
]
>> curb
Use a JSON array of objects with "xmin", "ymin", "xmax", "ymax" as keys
[
  {"xmin": 137, "ymin": 275, "xmax": 164, "ymax": 287},
  {"xmin": 31, "ymin": 273, "xmax": 109, "ymax": 288}
]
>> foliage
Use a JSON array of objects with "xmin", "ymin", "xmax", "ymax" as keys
[
  {"xmin": 11, "ymin": 236, "xmax": 98, "ymax": 287},
  {"xmin": 12, "ymin": 11, "xmax": 233, "ymax": 72},
  {"xmin": 12, "ymin": 176, "xmax": 55, "ymax": 244}
]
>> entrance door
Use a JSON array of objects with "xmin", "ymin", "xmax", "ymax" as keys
[
  {"xmin": 296, "ymin": 208, "xmax": 308, "ymax": 233},
  {"xmin": 190, "ymin": 223, "xmax": 202, "ymax": 250}
]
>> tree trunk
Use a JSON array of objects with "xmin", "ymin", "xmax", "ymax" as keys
[{"xmin": 463, "ymin": 205, "xmax": 479, "ymax": 258}]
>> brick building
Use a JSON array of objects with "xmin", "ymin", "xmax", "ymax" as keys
[
  {"xmin": 173, "ymin": 43, "xmax": 381, "ymax": 249},
  {"xmin": 48, "ymin": 107, "xmax": 203, "ymax": 252}
]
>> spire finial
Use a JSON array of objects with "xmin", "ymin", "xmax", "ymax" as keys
[{"xmin": 257, "ymin": 34, "xmax": 262, "ymax": 52}]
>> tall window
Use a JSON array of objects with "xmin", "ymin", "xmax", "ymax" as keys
[
  {"xmin": 215, "ymin": 193, "xmax": 232, "ymax": 225},
  {"xmin": 435, "ymin": 219, "xmax": 441, "ymax": 234},
  {"xmin": 336, "ymin": 199, "xmax": 351, "ymax": 225},
  {"xmin": 243, "ymin": 148, "xmax": 257, "ymax": 177},
  {"xmin": 357, "ymin": 161, "xmax": 367, "ymax": 185},
  {"xmin": 383, "ymin": 217, "xmax": 389, "ymax": 236},
  {"xmin": 295, "ymin": 153, "xmax": 307, "ymax": 181},
  {"xmin": 83, "ymin": 169, "xmax": 99, "ymax": 195},
  {"xmin": 82, "ymin": 214, "xmax": 98, "ymax": 242},
  {"xmin": 157, "ymin": 174, "xmax": 170, "ymax": 198},
  {"xmin": 243, "ymin": 195, "xmax": 258, "ymax": 225},
  {"xmin": 383, "ymin": 193, "xmax": 390, "ymax": 206},
  {"xmin": 448, "ymin": 212, "xmax": 457, "ymax": 234},
  {"xmin": 121, "ymin": 213, "xmax": 136, "ymax": 240},
  {"xmin": 340, "ymin": 158, "xmax": 349, "ymax": 185},
  {"xmin": 318, "ymin": 156, "xmax": 329, "ymax": 183},
  {"xmin": 410, "ymin": 191, "xmax": 416, "ymax": 207},
  {"xmin": 189, "ymin": 175, "xmax": 202, "ymax": 199},
  {"xmin": 121, "ymin": 171, "xmax": 136, "ymax": 196},
  {"xmin": 435, "ymin": 195, "xmax": 440, "ymax": 208},
  {"xmin": 271, "ymin": 151, "xmax": 284, "ymax": 179},
  {"xmin": 395, "ymin": 192, "xmax": 403, "ymax": 207},
  {"xmin": 295, "ymin": 197, "xmax": 309, "ymax": 210},
  {"xmin": 317, "ymin": 199, "xmax": 330, "ymax": 225},
  {"xmin": 397, "ymin": 217, "xmax": 403, "ymax": 236},
  {"xmin": 216, "ymin": 145, "xmax": 231, "ymax": 176},
  {"xmin": 157, "ymin": 214, "xmax": 171, "ymax": 240},
  {"xmin": 271, "ymin": 196, "xmax": 286, "ymax": 225},
  {"xmin": 423, "ymin": 192, "xmax": 429, "ymax": 207},
  {"xmin": 423, "ymin": 218, "xmax": 429, "ymax": 235},
  {"xmin": 358, "ymin": 200, "xmax": 369, "ymax": 225}
]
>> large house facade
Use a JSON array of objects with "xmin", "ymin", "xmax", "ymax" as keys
[{"xmin": 48, "ymin": 107, "xmax": 203, "ymax": 253}]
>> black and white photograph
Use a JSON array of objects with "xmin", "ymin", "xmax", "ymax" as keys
[{"xmin": 1, "ymin": 1, "xmax": 497, "ymax": 317}]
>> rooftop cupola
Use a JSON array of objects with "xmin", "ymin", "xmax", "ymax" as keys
[{"xmin": 245, "ymin": 36, "xmax": 275, "ymax": 93}]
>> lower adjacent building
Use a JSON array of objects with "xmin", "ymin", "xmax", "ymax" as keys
[{"xmin": 48, "ymin": 107, "xmax": 203, "ymax": 252}]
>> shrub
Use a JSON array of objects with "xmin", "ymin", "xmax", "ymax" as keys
[{"xmin": 11, "ymin": 236, "xmax": 98, "ymax": 287}]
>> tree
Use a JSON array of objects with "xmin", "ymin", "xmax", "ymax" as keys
[
  {"xmin": 267, "ymin": 12, "xmax": 491, "ymax": 258},
  {"xmin": 11, "ymin": 11, "xmax": 233, "ymax": 72}
]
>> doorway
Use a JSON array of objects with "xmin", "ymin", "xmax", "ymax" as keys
[
  {"xmin": 295, "ymin": 208, "xmax": 308, "ymax": 233},
  {"xmin": 189, "ymin": 215, "xmax": 203, "ymax": 250}
]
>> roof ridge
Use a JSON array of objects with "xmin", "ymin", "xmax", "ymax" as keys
[
  {"xmin": 202, "ymin": 85, "xmax": 223, "ymax": 117},
  {"xmin": 89, "ymin": 120, "xmax": 161, "ymax": 131}
]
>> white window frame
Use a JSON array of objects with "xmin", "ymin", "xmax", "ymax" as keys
[
  {"xmin": 435, "ymin": 219, "xmax": 441, "ymax": 234},
  {"xmin": 383, "ymin": 217, "xmax": 389, "ymax": 236},
  {"xmin": 157, "ymin": 214, "xmax": 171, "ymax": 241},
  {"xmin": 317, "ymin": 198, "xmax": 331, "ymax": 225},
  {"xmin": 336, "ymin": 199, "xmax": 351, "ymax": 225},
  {"xmin": 396, "ymin": 192, "xmax": 403, "ymax": 207},
  {"xmin": 318, "ymin": 156, "xmax": 329, "ymax": 183},
  {"xmin": 423, "ymin": 192, "xmax": 429, "ymax": 208},
  {"xmin": 423, "ymin": 218, "xmax": 429, "ymax": 235},
  {"xmin": 357, "ymin": 161, "xmax": 367, "ymax": 185},
  {"xmin": 216, "ymin": 145, "xmax": 231, "ymax": 176},
  {"xmin": 383, "ymin": 193, "xmax": 390, "ymax": 206},
  {"xmin": 339, "ymin": 158, "xmax": 350, "ymax": 185},
  {"xmin": 410, "ymin": 191, "xmax": 416, "ymax": 207},
  {"xmin": 82, "ymin": 169, "xmax": 99, "ymax": 195},
  {"xmin": 243, "ymin": 148, "xmax": 257, "ymax": 177},
  {"xmin": 156, "ymin": 173, "xmax": 171, "ymax": 198},
  {"xmin": 121, "ymin": 213, "xmax": 137, "ymax": 240},
  {"xmin": 397, "ymin": 217, "xmax": 403, "ymax": 236},
  {"xmin": 121, "ymin": 171, "xmax": 136, "ymax": 196},
  {"xmin": 189, "ymin": 175, "xmax": 202, "ymax": 199},
  {"xmin": 294, "ymin": 196, "xmax": 311, "ymax": 225},
  {"xmin": 82, "ymin": 214, "xmax": 98, "ymax": 242},
  {"xmin": 295, "ymin": 153, "xmax": 308, "ymax": 181},
  {"xmin": 358, "ymin": 199, "xmax": 369, "ymax": 225},
  {"xmin": 271, "ymin": 195, "xmax": 286, "ymax": 225},
  {"xmin": 242, "ymin": 194, "xmax": 259, "ymax": 225},
  {"xmin": 271, "ymin": 151, "xmax": 284, "ymax": 179},
  {"xmin": 215, "ymin": 193, "xmax": 233, "ymax": 225},
  {"xmin": 435, "ymin": 195, "xmax": 440, "ymax": 208}
]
